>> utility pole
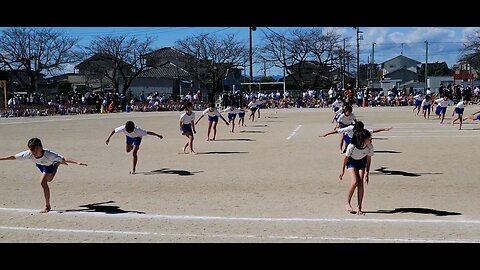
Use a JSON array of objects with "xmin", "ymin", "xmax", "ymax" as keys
[
  {"xmin": 249, "ymin": 27, "xmax": 256, "ymax": 91},
  {"xmin": 425, "ymin": 40, "xmax": 428, "ymax": 92},
  {"xmin": 343, "ymin": 38, "xmax": 346, "ymax": 89},
  {"xmin": 354, "ymin": 27, "xmax": 363, "ymax": 89},
  {"xmin": 367, "ymin": 56, "xmax": 370, "ymax": 81},
  {"xmin": 371, "ymin": 42, "xmax": 376, "ymax": 88}
]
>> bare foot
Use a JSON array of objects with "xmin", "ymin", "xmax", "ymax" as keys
[
  {"xmin": 206, "ymin": 138, "xmax": 210, "ymax": 141},
  {"xmin": 190, "ymin": 151, "xmax": 197, "ymax": 155},
  {"xmin": 129, "ymin": 171, "xmax": 136, "ymax": 175},
  {"xmin": 345, "ymin": 203, "xmax": 353, "ymax": 213},
  {"xmin": 356, "ymin": 208, "xmax": 364, "ymax": 216},
  {"xmin": 183, "ymin": 146, "xmax": 188, "ymax": 154},
  {"xmin": 40, "ymin": 205, "xmax": 51, "ymax": 213},
  {"xmin": 212, "ymin": 138, "xmax": 215, "ymax": 141}
]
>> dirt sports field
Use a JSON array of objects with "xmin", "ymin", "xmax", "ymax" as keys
[{"xmin": 1, "ymin": 105, "xmax": 479, "ymax": 242}]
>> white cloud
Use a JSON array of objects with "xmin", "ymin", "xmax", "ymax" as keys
[
  {"xmin": 353, "ymin": 27, "xmax": 463, "ymax": 67},
  {"xmin": 389, "ymin": 27, "xmax": 456, "ymax": 43}
]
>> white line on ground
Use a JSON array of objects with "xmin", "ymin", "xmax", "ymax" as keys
[
  {"xmin": 381, "ymin": 135, "xmax": 479, "ymax": 138},
  {"xmin": 0, "ymin": 226, "xmax": 476, "ymax": 242},
  {"xmin": 0, "ymin": 207, "xmax": 478, "ymax": 225},
  {"xmin": 286, "ymin": 125, "xmax": 302, "ymax": 140}
]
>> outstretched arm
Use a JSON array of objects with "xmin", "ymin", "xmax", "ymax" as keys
[
  {"xmin": 321, "ymin": 130, "xmax": 339, "ymax": 137},
  {"xmin": 0, "ymin": 155, "xmax": 15, "ymax": 161},
  {"xmin": 105, "ymin": 130, "xmax": 115, "ymax": 145},
  {"xmin": 63, "ymin": 157, "xmax": 88, "ymax": 166},
  {"xmin": 372, "ymin": 127, "xmax": 392, "ymax": 133},
  {"xmin": 194, "ymin": 114, "xmax": 204, "ymax": 125},
  {"xmin": 147, "ymin": 131, "xmax": 163, "ymax": 139}
]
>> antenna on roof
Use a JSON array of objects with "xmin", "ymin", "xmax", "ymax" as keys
[{"xmin": 401, "ymin": 43, "xmax": 404, "ymax": 55}]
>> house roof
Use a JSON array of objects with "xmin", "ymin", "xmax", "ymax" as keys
[
  {"xmin": 383, "ymin": 68, "xmax": 418, "ymax": 78},
  {"xmin": 75, "ymin": 53, "xmax": 130, "ymax": 70},
  {"xmin": 144, "ymin": 47, "xmax": 194, "ymax": 60},
  {"xmin": 138, "ymin": 62, "xmax": 189, "ymax": 78},
  {"xmin": 382, "ymin": 55, "xmax": 421, "ymax": 65}
]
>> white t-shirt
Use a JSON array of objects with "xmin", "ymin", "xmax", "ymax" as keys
[
  {"xmin": 414, "ymin": 94, "xmax": 424, "ymax": 101},
  {"xmin": 202, "ymin": 108, "xmax": 221, "ymax": 117},
  {"xmin": 114, "ymin": 125, "xmax": 148, "ymax": 138},
  {"xmin": 435, "ymin": 99, "xmax": 448, "ymax": 108},
  {"xmin": 338, "ymin": 126, "xmax": 374, "ymax": 138},
  {"xmin": 248, "ymin": 101, "xmax": 258, "ymax": 109},
  {"xmin": 456, "ymin": 101, "xmax": 465, "ymax": 109},
  {"xmin": 15, "ymin": 149, "xmax": 64, "ymax": 166},
  {"xmin": 345, "ymin": 144, "xmax": 374, "ymax": 160},
  {"xmin": 421, "ymin": 99, "xmax": 431, "ymax": 106},
  {"xmin": 223, "ymin": 108, "xmax": 241, "ymax": 114},
  {"xmin": 332, "ymin": 100, "xmax": 343, "ymax": 108},
  {"xmin": 179, "ymin": 112, "xmax": 195, "ymax": 124},
  {"xmin": 337, "ymin": 113, "xmax": 356, "ymax": 126}
]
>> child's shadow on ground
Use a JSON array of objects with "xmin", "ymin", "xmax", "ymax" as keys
[
  {"xmin": 371, "ymin": 167, "xmax": 442, "ymax": 177},
  {"xmin": 240, "ymin": 130, "xmax": 265, "ymax": 133},
  {"xmin": 61, "ymin": 201, "xmax": 145, "ymax": 214},
  {"xmin": 364, "ymin": 207, "xmax": 461, "ymax": 216},
  {"xmin": 140, "ymin": 168, "xmax": 203, "ymax": 176}
]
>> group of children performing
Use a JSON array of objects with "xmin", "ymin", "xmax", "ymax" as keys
[
  {"xmin": 411, "ymin": 93, "xmax": 480, "ymax": 130},
  {"xmin": 0, "ymin": 100, "xmax": 263, "ymax": 213},
  {"xmin": 2, "ymin": 95, "xmax": 478, "ymax": 216},
  {"xmin": 324, "ymin": 99, "xmax": 392, "ymax": 215}
]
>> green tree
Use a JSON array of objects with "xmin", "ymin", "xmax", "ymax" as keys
[{"xmin": 417, "ymin": 62, "xmax": 453, "ymax": 82}]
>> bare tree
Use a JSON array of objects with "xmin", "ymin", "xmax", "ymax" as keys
[
  {"xmin": 259, "ymin": 29, "xmax": 310, "ymax": 90},
  {"xmin": 259, "ymin": 28, "xmax": 354, "ymax": 90},
  {"xmin": 86, "ymin": 35, "xmax": 154, "ymax": 95},
  {"xmin": 308, "ymin": 29, "xmax": 354, "ymax": 88},
  {"xmin": 0, "ymin": 28, "xmax": 79, "ymax": 93},
  {"xmin": 175, "ymin": 33, "xmax": 246, "ymax": 101},
  {"xmin": 462, "ymin": 29, "xmax": 480, "ymax": 72}
]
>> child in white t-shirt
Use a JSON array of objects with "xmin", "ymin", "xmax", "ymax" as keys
[
  {"xmin": 106, "ymin": 120, "xmax": 163, "ymax": 174},
  {"xmin": 0, "ymin": 138, "xmax": 87, "ymax": 213},
  {"xmin": 339, "ymin": 129, "xmax": 374, "ymax": 216}
]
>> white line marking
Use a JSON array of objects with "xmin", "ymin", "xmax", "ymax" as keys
[
  {"xmin": 0, "ymin": 226, "xmax": 473, "ymax": 242},
  {"xmin": 286, "ymin": 125, "xmax": 302, "ymax": 140},
  {"xmin": 382, "ymin": 135, "xmax": 479, "ymax": 138},
  {"xmin": 0, "ymin": 226, "xmax": 476, "ymax": 242},
  {"xmin": 0, "ymin": 207, "xmax": 477, "ymax": 224}
]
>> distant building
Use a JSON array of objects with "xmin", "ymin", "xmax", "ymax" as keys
[{"xmin": 381, "ymin": 55, "xmax": 421, "ymax": 85}]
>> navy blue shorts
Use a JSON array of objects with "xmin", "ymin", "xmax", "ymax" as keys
[
  {"xmin": 126, "ymin": 136, "xmax": 142, "ymax": 146},
  {"xmin": 238, "ymin": 112, "xmax": 245, "ymax": 118},
  {"xmin": 181, "ymin": 124, "xmax": 192, "ymax": 134},
  {"xmin": 415, "ymin": 100, "xmax": 422, "ymax": 106},
  {"xmin": 250, "ymin": 107, "xmax": 257, "ymax": 112},
  {"xmin": 36, "ymin": 163, "xmax": 59, "ymax": 174},
  {"xmin": 422, "ymin": 105, "xmax": 431, "ymax": 110},
  {"xmin": 346, "ymin": 156, "xmax": 367, "ymax": 169},
  {"xmin": 208, "ymin": 115, "xmax": 219, "ymax": 122},
  {"xmin": 228, "ymin": 113, "xmax": 237, "ymax": 120},
  {"xmin": 334, "ymin": 107, "xmax": 340, "ymax": 112},
  {"xmin": 477, "ymin": 115, "xmax": 480, "ymax": 121},
  {"xmin": 344, "ymin": 134, "xmax": 352, "ymax": 145},
  {"xmin": 454, "ymin": 107, "xmax": 464, "ymax": 115},
  {"xmin": 435, "ymin": 106, "xmax": 446, "ymax": 115}
]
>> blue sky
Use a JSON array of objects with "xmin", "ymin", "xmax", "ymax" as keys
[{"xmin": 1, "ymin": 27, "xmax": 478, "ymax": 76}]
